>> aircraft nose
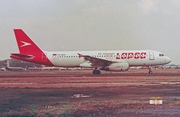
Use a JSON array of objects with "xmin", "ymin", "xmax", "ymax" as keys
[{"xmin": 165, "ymin": 57, "xmax": 171, "ymax": 64}]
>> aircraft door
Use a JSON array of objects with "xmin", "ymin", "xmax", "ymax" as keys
[
  {"xmin": 106, "ymin": 53, "xmax": 113, "ymax": 60},
  {"xmin": 149, "ymin": 51, "xmax": 155, "ymax": 60}
]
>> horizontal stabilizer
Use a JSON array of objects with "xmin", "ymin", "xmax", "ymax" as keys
[{"xmin": 10, "ymin": 53, "xmax": 34, "ymax": 60}]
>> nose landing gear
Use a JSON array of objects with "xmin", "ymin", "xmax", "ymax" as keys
[
  {"xmin": 149, "ymin": 70, "xmax": 153, "ymax": 74},
  {"xmin": 148, "ymin": 66, "xmax": 153, "ymax": 74}
]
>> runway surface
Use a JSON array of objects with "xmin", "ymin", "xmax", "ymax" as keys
[
  {"xmin": 0, "ymin": 69, "xmax": 180, "ymax": 116},
  {"xmin": 1, "ymin": 69, "xmax": 180, "ymax": 77}
]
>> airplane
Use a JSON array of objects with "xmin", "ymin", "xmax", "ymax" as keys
[{"xmin": 10, "ymin": 29, "xmax": 171, "ymax": 74}]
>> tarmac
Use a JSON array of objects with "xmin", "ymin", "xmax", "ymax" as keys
[{"xmin": 0, "ymin": 69, "xmax": 180, "ymax": 117}]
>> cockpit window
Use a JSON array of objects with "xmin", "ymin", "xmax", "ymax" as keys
[{"xmin": 159, "ymin": 54, "xmax": 164, "ymax": 57}]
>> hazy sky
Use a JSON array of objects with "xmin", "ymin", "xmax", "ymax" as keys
[{"xmin": 0, "ymin": 0, "xmax": 180, "ymax": 64}]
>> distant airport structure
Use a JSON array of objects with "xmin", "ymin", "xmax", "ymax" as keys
[
  {"xmin": 7, "ymin": 59, "xmax": 41, "ymax": 68},
  {"xmin": 0, "ymin": 59, "xmax": 41, "ymax": 71}
]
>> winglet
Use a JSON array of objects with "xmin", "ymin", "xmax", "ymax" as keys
[{"xmin": 77, "ymin": 53, "xmax": 83, "ymax": 58}]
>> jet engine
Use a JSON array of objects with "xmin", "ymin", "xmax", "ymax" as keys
[{"xmin": 106, "ymin": 62, "xmax": 129, "ymax": 71}]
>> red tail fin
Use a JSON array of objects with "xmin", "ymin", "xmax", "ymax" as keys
[
  {"xmin": 11, "ymin": 29, "xmax": 53, "ymax": 66},
  {"xmin": 14, "ymin": 29, "xmax": 42, "ymax": 54}
]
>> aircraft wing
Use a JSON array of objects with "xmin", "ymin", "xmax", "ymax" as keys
[{"xmin": 78, "ymin": 53, "xmax": 114, "ymax": 67}]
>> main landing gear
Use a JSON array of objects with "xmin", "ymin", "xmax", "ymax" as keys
[
  {"xmin": 148, "ymin": 66, "xmax": 153, "ymax": 74},
  {"xmin": 93, "ymin": 69, "xmax": 101, "ymax": 74}
]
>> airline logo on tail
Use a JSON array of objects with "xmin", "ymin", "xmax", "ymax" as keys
[{"xmin": 20, "ymin": 41, "xmax": 31, "ymax": 47}]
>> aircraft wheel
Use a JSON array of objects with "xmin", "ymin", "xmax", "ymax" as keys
[
  {"xmin": 93, "ymin": 70, "xmax": 101, "ymax": 74},
  {"xmin": 97, "ymin": 70, "xmax": 101, "ymax": 74},
  {"xmin": 149, "ymin": 71, "xmax": 153, "ymax": 74}
]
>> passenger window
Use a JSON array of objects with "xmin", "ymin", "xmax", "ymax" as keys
[{"xmin": 159, "ymin": 54, "xmax": 164, "ymax": 57}]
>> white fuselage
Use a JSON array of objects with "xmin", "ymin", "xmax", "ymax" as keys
[{"xmin": 44, "ymin": 50, "xmax": 171, "ymax": 67}]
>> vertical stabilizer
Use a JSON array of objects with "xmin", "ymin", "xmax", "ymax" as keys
[
  {"xmin": 11, "ymin": 29, "xmax": 53, "ymax": 66},
  {"xmin": 14, "ymin": 29, "xmax": 43, "ymax": 54}
]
